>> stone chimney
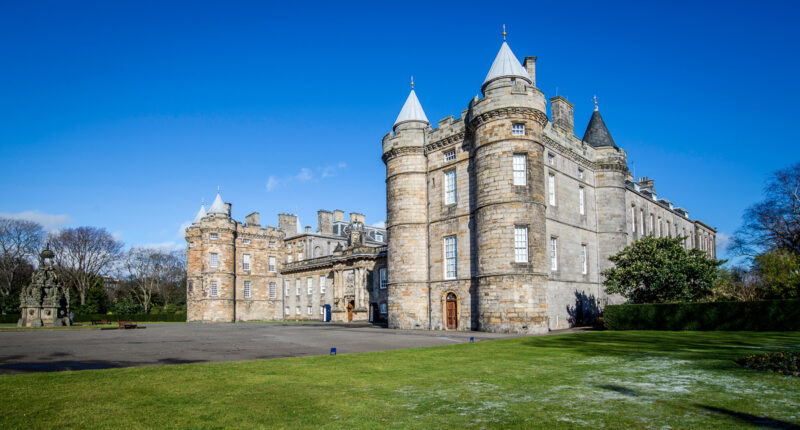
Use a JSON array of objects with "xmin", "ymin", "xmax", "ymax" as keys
[
  {"xmin": 349, "ymin": 212, "xmax": 365, "ymax": 224},
  {"xmin": 245, "ymin": 212, "xmax": 260, "ymax": 227},
  {"xmin": 317, "ymin": 210, "xmax": 333, "ymax": 235},
  {"xmin": 550, "ymin": 96, "xmax": 574, "ymax": 135},
  {"xmin": 278, "ymin": 213, "xmax": 298, "ymax": 236},
  {"xmin": 523, "ymin": 56, "xmax": 537, "ymax": 87},
  {"xmin": 305, "ymin": 226, "xmax": 311, "ymax": 233},
  {"xmin": 639, "ymin": 177, "xmax": 655, "ymax": 191},
  {"xmin": 224, "ymin": 202, "xmax": 232, "ymax": 217},
  {"xmin": 333, "ymin": 209, "xmax": 344, "ymax": 222}
]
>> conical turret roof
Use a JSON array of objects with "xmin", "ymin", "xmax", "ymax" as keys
[
  {"xmin": 483, "ymin": 41, "xmax": 531, "ymax": 89},
  {"xmin": 582, "ymin": 109, "xmax": 617, "ymax": 148},
  {"xmin": 208, "ymin": 191, "xmax": 227, "ymax": 214},
  {"xmin": 394, "ymin": 89, "xmax": 429, "ymax": 127},
  {"xmin": 193, "ymin": 201, "xmax": 207, "ymax": 223}
]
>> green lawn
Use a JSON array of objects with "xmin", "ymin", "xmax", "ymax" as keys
[{"xmin": 1, "ymin": 331, "xmax": 799, "ymax": 429}]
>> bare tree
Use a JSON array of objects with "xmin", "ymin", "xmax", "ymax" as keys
[
  {"xmin": 730, "ymin": 162, "xmax": 800, "ymax": 257},
  {"xmin": 125, "ymin": 248, "xmax": 184, "ymax": 313},
  {"xmin": 49, "ymin": 227, "xmax": 123, "ymax": 306},
  {"xmin": 0, "ymin": 218, "xmax": 45, "ymax": 298}
]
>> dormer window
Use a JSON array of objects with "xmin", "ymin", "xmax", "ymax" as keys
[
  {"xmin": 375, "ymin": 233, "xmax": 384, "ymax": 242},
  {"xmin": 512, "ymin": 123, "xmax": 525, "ymax": 136},
  {"xmin": 444, "ymin": 150, "xmax": 456, "ymax": 162}
]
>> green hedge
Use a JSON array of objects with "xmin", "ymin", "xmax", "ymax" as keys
[
  {"xmin": 0, "ymin": 314, "xmax": 19, "ymax": 324},
  {"xmin": 604, "ymin": 299, "xmax": 800, "ymax": 331},
  {"xmin": 73, "ymin": 313, "xmax": 186, "ymax": 323}
]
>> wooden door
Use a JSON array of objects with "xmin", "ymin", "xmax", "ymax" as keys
[
  {"xmin": 446, "ymin": 294, "xmax": 457, "ymax": 330},
  {"xmin": 347, "ymin": 301, "xmax": 354, "ymax": 322}
]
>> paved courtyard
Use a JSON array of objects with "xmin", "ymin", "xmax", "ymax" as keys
[{"xmin": 0, "ymin": 323, "xmax": 516, "ymax": 374}]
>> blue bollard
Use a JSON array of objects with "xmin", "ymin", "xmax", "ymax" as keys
[
  {"xmin": 330, "ymin": 347, "xmax": 337, "ymax": 355},
  {"xmin": 470, "ymin": 337, "xmax": 474, "ymax": 343}
]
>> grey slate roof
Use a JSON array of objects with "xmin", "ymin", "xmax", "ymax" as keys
[
  {"xmin": 482, "ymin": 41, "xmax": 531, "ymax": 90},
  {"xmin": 394, "ymin": 89, "xmax": 429, "ymax": 127},
  {"xmin": 208, "ymin": 192, "xmax": 227, "ymax": 214},
  {"xmin": 582, "ymin": 110, "xmax": 617, "ymax": 148}
]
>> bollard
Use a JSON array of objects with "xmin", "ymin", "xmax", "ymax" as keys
[
  {"xmin": 330, "ymin": 347, "xmax": 337, "ymax": 355},
  {"xmin": 470, "ymin": 337, "xmax": 474, "ymax": 343}
]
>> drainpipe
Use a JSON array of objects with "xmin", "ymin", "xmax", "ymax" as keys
[
  {"xmin": 232, "ymin": 225, "xmax": 237, "ymax": 323},
  {"xmin": 592, "ymin": 174, "xmax": 602, "ymax": 315},
  {"xmin": 425, "ymin": 130, "xmax": 432, "ymax": 330}
]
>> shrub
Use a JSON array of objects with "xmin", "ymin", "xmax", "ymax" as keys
[
  {"xmin": 603, "ymin": 299, "xmax": 800, "ymax": 331},
  {"xmin": 735, "ymin": 352, "xmax": 800, "ymax": 377},
  {"xmin": 73, "ymin": 313, "xmax": 186, "ymax": 323}
]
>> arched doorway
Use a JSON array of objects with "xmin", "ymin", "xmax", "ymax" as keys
[
  {"xmin": 347, "ymin": 300, "xmax": 355, "ymax": 322},
  {"xmin": 446, "ymin": 293, "xmax": 457, "ymax": 330}
]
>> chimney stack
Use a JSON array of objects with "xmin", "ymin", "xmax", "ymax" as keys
[
  {"xmin": 638, "ymin": 177, "xmax": 655, "ymax": 190},
  {"xmin": 349, "ymin": 212, "xmax": 365, "ymax": 224},
  {"xmin": 245, "ymin": 212, "xmax": 260, "ymax": 227},
  {"xmin": 550, "ymin": 96, "xmax": 574, "ymax": 135},
  {"xmin": 523, "ymin": 56, "xmax": 537, "ymax": 87},
  {"xmin": 305, "ymin": 226, "xmax": 311, "ymax": 233},
  {"xmin": 278, "ymin": 213, "xmax": 298, "ymax": 236},
  {"xmin": 317, "ymin": 210, "xmax": 333, "ymax": 235},
  {"xmin": 333, "ymin": 209, "xmax": 344, "ymax": 222},
  {"xmin": 224, "ymin": 202, "xmax": 232, "ymax": 217}
]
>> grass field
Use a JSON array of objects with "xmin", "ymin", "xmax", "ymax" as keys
[{"xmin": 1, "ymin": 331, "xmax": 798, "ymax": 429}]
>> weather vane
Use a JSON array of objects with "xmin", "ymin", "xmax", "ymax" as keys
[
  {"xmin": 411, "ymin": 75, "xmax": 414, "ymax": 90},
  {"xmin": 502, "ymin": 24, "xmax": 506, "ymax": 41},
  {"xmin": 592, "ymin": 95, "xmax": 599, "ymax": 111}
]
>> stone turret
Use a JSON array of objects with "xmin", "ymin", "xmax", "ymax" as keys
[
  {"xmin": 382, "ymin": 85, "xmax": 430, "ymax": 329},
  {"xmin": 468, "ymin": 39, "xmax": 549, "ymax": 333}
]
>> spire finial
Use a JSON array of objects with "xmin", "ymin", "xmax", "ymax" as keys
[
  {"xmin": 202, "ymin": 198, "xmax": 205, "ymax": 206},
  {"xmin": 411, "ymin": 76, "xmax": 414, "ymax": 90},
  {"xmin": 502, "ymin": 24, "xmax": 507, "ymax": 41},
  {"xmin": 217, "ymin": 185, "xmax": 220, "ymax": 194},
  {"xmin": 592, "ymin": 95, "xmax": 599, "ymax": 111}
]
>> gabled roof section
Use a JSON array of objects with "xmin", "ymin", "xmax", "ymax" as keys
[
  {"xmin": 483, "ymin": 41, "xmax": 531, "ymax": 89},
  {"xmin": 208, "ymin": 191, "xmax": 227, "ymax": 214},
  {"xmin": 582, "ymin": 110, "xmax": 617, "ymax": 148},
  {"xmin": 192, "ymin": 202, "xmax": 207, "ymax": 223},
  {"xmin": 394, "ymin": 89, "xmax": 429, "ymax": 127}
]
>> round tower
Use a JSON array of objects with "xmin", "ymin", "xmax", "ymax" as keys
[
  {"xmin": 468, "ymin": 40, "xmax": 550, "ymax": 333},
  {"xmin": 382, "ymin": 86, "xmax": 430, "ymax": 329},
  {"xmin": 196, "ymin": 190, "xmax": 237, "ymax": 322}
]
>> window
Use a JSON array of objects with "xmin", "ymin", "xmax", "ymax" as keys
[
  {"xmin": 210, "ymin": 233, "xmax": 218, "ymax": 240},
  {"xmin": 242, "ymin": 238, "xmax": 250, "ymax": 244},
  {"xmin": 244, "ymin": 281, "xmax": 251, "ymax": 298},
  {"xmin": 287, "ymin": 255, "xmax": 293, "ymax": 263},
  {"xmin": 189, "ymin": 242, "xmax": 195, "ymax": 248},
  {"xmin": 307, "ymin": 277, "xmax": 313, "ymax": 295},
  {"xmin": 658, "ymin": 219, "xmax": 663, "ymax": 237},
  {"xmin": 380, "ymin": 303, "xmax": 388, "ymax": 314},
  {"xmin": 579, "ymin": 187, "xmax": 585, "ymax": 215},
  {"xmin": 285, "ymin": 280, "xmax": 290, "ymax": 297},
  {"xmin": 547, "ymin": 153, "xmax": 555, "ymax": 165},
  {"xmin": 515, "ymin": 226, "xmax": 529, "ymax": 263},
  {"xmin": 321, "ymin": 306, "xmax": 325, "ymax": 316},
  {"xmin": 188, "ymin": 281, "xmax": 193, "ymax": 293},
  {"xmin": 298, "ymin": 252, "xmax": 303, "ymax": 261},
  {"xmin": 513, "ymin": 154, "xmax": 527, "ymax": 186},
  {"xmin": 242, "ymin": 254, "xmax": 250, "ymax": 271},
  {"xmin": 444, "ymin": 170, "xmax": 456, "ymax": 204},
  {"xmin": 650, "ymin": 214, "xmax": 655, "ymax": 236},
  {"xmin": 375, "ymin": 232, "xmax": 384, "ymax": 242},
  {"xmin": 210, "ymin": 253, "xmax": 218, "ymax": 268},
  {"xmin": 320, "ymin": 276, "xmax": 326, "ymax": 294},
  {"xmin": 269, "ymin": 240, "xmax": 276, "ymax": 249},
  {"xmin": 581, "ymin": 245, "xmax": 588, "ymax": 275},
  {"xmin": 578, "ymin": 168, "xmax": 584, "ymax": 180},
  {"xmin": 295, "ymin": 307, "xmax": 300, "ymax": 315},
  {"xmin": 512, "ymin": 123, "xmax": 525, "ymax": 136},
  {"xmin": 444, "ymin": 235, "xmax": 457, "ymax": 279},
  {"xmin": 285, "ymin": 307, "xmax": 290, "ymax": 316},
  {"xmin": 550, "ymin": 237, "xmax": 558, "ymax": 270},
  {"xmin": 444, "ymin": 149, "xmax": 456, "ymax": 161},
  {"xmin": 210, "ymin": 281, "xmax": 218, "ymax": 297},
  {"xmin": 548, "ymin": 173, "xmax": 556, "ymax": 206},
  {"xmin": 379, "ymin": 268, "xmax": 387, "ymax": 289},
  {"xmin": 307, "ymin": 306, "xmax": 312, "ymax": 315},
  {"xmin": 632, "ymin": 207, "xmax": 637, "ymax": 233},
  {"xmin": 296, "ymin": 279, "xmax": 301, "ymax": 296},
  {"xmin": 269, "ymin": 282, "xmax": 276, "ymax": 299},
  {"xmin": 667, "ymin": 221, "xmax": 672, "ymax": 238},
  {"xmin": 268, "ymin": 256, "xmax": 276, "ymax": 272},
  {"xmin": 640, "ymin": 210, "xmax": 645, "ymax": 237}
]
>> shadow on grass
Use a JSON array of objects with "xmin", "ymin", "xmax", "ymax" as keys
[
  {"xmin": 521, "ymin": 331, "xmax": 800, "ymax": 362},
  {"xmin": 695, "ymin": 404, "xmax": 800, "ymax": 429},
  {"xmin": 596, "ymin": 384, "xmax": 641, "ymax": 397}
]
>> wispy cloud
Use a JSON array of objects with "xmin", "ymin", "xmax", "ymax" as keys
[
  {"xmin": 716, "ymin": 232, "xmax": 731, "ymax": 252},
  {"xmin": 139, "ymin": 241, "xmax": 185, "ymax": 251},
  {"xmin": 371, "ymin": 221, "xmax": 386, "ymax": 229},
  {"xmin": 0, "ymin": 210, "xmax": 72, "ymax": 231},
  {"xmin": 265, "ymin": 163, "xmax": 347, "ymax": 192}
]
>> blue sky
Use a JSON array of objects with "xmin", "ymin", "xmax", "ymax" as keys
[{"xmin": 1, "ymin": 1, "xmax": 798, "ymax": 261}]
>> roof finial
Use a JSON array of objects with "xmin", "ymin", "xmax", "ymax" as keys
[
  {"xmin": 502, "ymin": 24, "xmax": 507, "ymax": 41},
  {"xmin": 202, "ymin": 198, "xmax": 205, "ymax": 206},
  {"xmin": 217, "ymin": 185, "xmax": 220, "ymax": 194},
  {"xmin": 411, "ymin": 75, "xmax": 414, "ymax": 90},
  {"xmin": 592, "ymin": 94, "xmax": 599, "ymax": 111}
]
